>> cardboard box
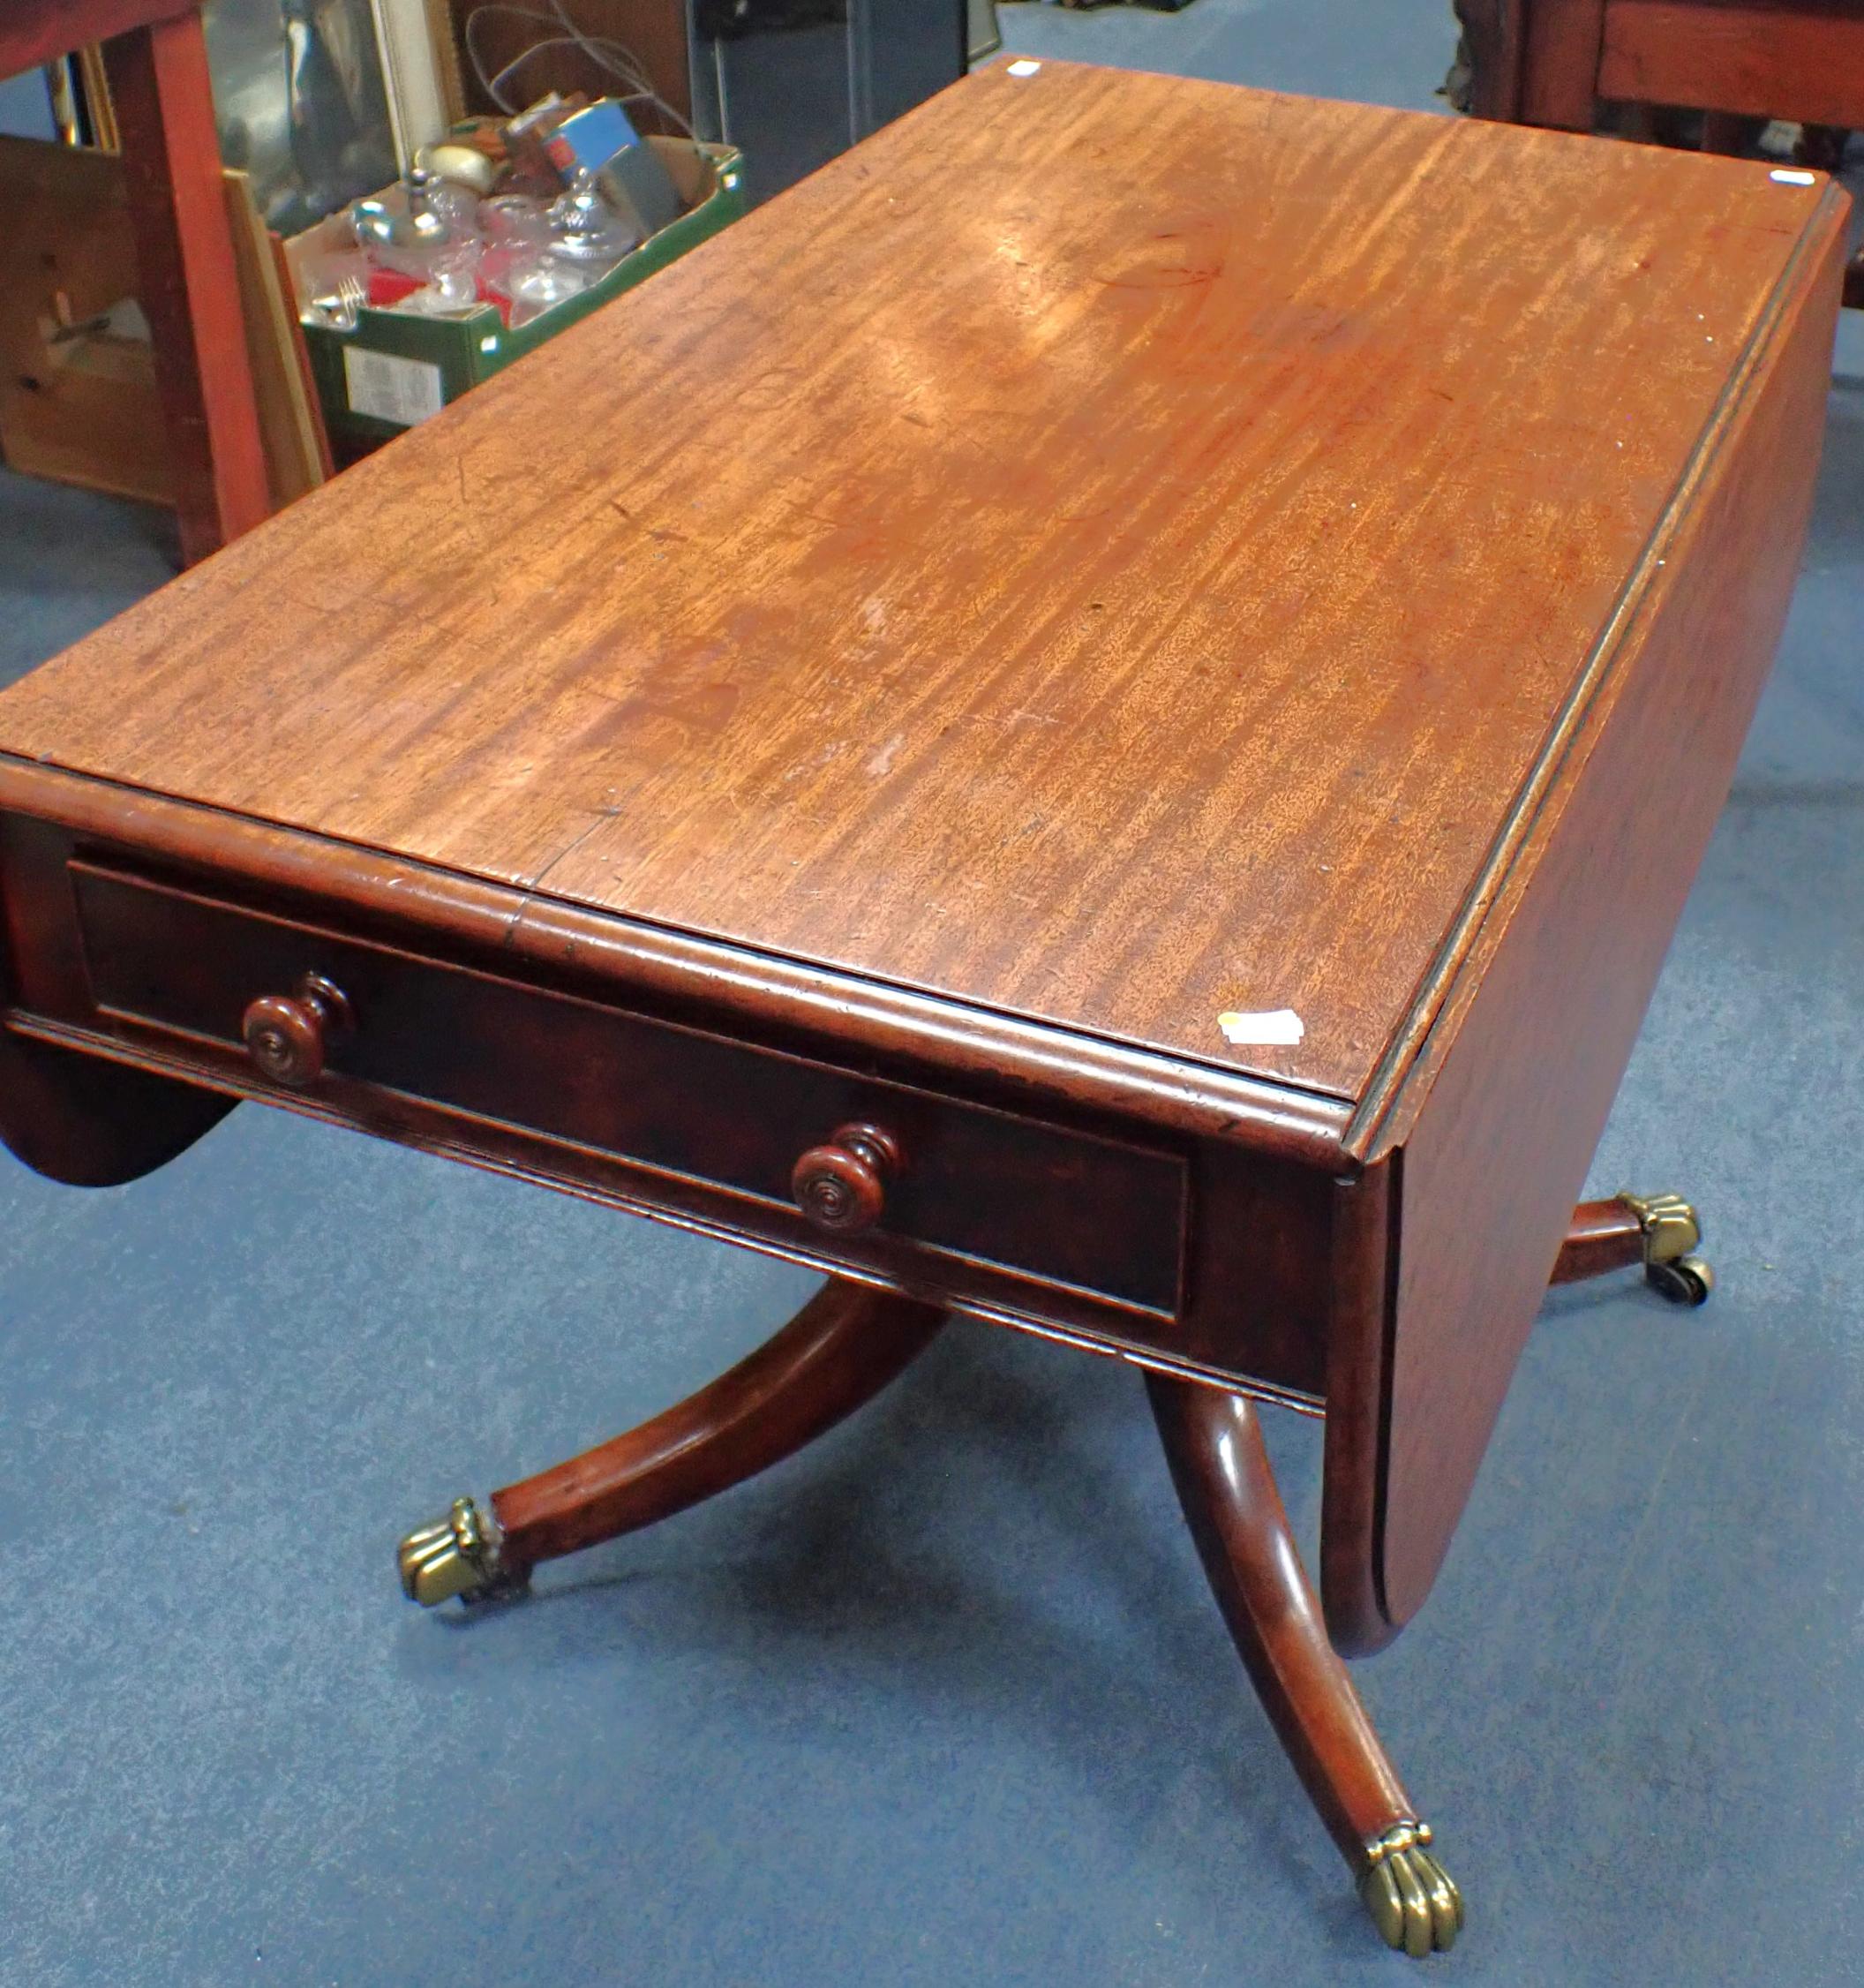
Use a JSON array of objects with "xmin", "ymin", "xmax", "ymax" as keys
[{"xmin": 286, "ymin": 135, "xmax": 743, "ymax": 446}]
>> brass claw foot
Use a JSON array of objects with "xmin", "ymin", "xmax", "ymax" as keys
[
  {"xmin": 1360, "ymin": 1822, "xmax": 1463, "ymax": 1958},
  {"xmin": 397, "ymin": 1495, "xmax": 523, "ymax": 1607},
  {"xmin": 1623, "ymin": 1191, "xmax": 1713, "ymax": 1307}
]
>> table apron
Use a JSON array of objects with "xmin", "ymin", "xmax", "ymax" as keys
[{"xmin": 0, "ymin": 825, "xmax": 1334, "ymax": 1406}]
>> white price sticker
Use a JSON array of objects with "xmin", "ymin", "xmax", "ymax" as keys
[
  {"xmin": 1217, "ymin": 1008, "xmax": 1305, "ymax": 1047},
  {"xmin": 342, "ymin": 345, "xmax": 446, "ymax": 427}
]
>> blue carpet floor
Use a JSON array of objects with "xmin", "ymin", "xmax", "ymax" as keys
[{"xmin": 2, "ymin": 5, "xmax": 1862, "ymax": 1982}]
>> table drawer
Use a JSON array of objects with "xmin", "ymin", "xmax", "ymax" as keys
[{"xmin": 68, "ymin": 862, "xmax": 1187, "ymax": 1319}]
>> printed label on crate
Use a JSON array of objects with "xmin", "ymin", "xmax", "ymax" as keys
[{"xmin": 342, "ymin": 346, "xmax": 446, "ymax": 427}]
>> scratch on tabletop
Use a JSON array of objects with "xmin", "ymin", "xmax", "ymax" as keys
[{"xmin": 503, "ymin": 802, "xmax": 625, "ymax": 946}]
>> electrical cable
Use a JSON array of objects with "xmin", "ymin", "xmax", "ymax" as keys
[{"xmin": 462, "ymin": 0, "xmax": 694, "ymax": 132}]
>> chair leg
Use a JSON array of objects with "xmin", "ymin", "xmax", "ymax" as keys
[
  {"xmin": 1146, "ymin": 1374, "xmax": 1462, "ymax": 1957},
  {"xmin": 1700, "ymin": 109, "xmax": 1761, "ymax": 155},
  {"xmin": 1551, "ymin": 1191, "xmax": 1712, "ymax": 1304},
  {"xmin": 398, "ymin": 1281, "xmax": 946, "ymax": 1606}
]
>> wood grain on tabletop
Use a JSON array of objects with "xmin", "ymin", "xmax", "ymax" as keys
[{"xmin": 0, "ymin": 60, "xmax": 1835, "ymax": 1101}]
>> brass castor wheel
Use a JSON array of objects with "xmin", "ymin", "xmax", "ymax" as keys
[
  {"xmin": 1645, "ymin": 1256, "xmax": 1717, "ymax": 1304},
  {"xmin": 1622, "ymin": 1192, "xmax": 1712, "ymax": 1308},
  {"xmin": 1360, "ymin": 1821, "xmax": 1463, "ymax": 1957},
  {"xmin": 1647, "ymin": 1254, "xmax": 1714, "ymax": 1307},
  {"xmin": 397, "ymin": 1495, "xmax": 527, "ymax": 1607}
]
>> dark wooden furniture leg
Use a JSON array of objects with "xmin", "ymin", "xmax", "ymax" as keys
[
  {"xmin": 1447, "ymin": 0, "xmax": 1525, "ymax": 117},
  {"xmin": 101, "ymin": 11, "xmax": 270, "ymax": 565},
  {"xmin": 1699, "ymin": 109, "xmax": 1759, "ymax": 155},
  {"xmin": 1552, "ymin": 1190, "xmax": 1711, "ymax": 1303},
  {"xmin": 1146, "ymin": 1374, "xmax": 1463, "ymax": 1958},
  {"xmin": 1520, "ymin": 0, "xmax": 1606, "ymax": 128},
  {"xmin": 398, "ymin": 1281, "xmax": 947, "ymax": 1604}
]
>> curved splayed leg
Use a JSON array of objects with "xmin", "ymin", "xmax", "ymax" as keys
[
  {"xmin": 1552, "ymin": 1192, "xmax": 1712, "ymax": 1306},
  {"xmin": 1147, "ymin": 1374, "xmax": 1462, "ymax": 1957},
  {"xmin": 399, "ymin": 1280, "xmax": 947, "ymax": 1605}
]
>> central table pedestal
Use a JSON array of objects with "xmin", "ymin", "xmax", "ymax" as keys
[{"xmin": 396, "ymin": 1191, "xmax": 1706, "ymax": 1957}]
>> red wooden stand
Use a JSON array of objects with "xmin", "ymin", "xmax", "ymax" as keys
[{"xmin": 3, "ymin": 2, "xmax": 270, "ymax": 561}]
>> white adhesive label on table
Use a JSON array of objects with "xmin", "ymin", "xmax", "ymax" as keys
[
  {"xmin": 343, "ymin": 346, "xmax": 446, "ymax": 427},
  {"xmin": 1217, "ymin": 1008, "xmax": 1305, "ymax": 1047}
]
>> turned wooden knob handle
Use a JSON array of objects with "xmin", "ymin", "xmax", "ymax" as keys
[
  {"xmin": 791, "ymin": 1123, "xmax": 902, "ymax": 1235},
  {"xmin": 241, "ymin": 974, "xmax": 352, "ymax": 1088}
]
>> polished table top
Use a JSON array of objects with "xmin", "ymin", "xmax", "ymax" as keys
[
  {"xmin": 0, "ymin": 61, "xmax": 1846, "ymax": 1653},
  {"xmin": 0, "ymin": 60, "xmax": 1838, "ymax": 1105}
]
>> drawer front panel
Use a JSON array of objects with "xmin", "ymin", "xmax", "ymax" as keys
[{"xmin": 71, "ymin": 862, "xmax": 1186, "ymax": 1318}]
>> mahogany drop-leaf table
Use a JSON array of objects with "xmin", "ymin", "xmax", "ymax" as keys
[{"xmin": 0, "ymin": 60, "xmax": 1845, "ymax": 1956}]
